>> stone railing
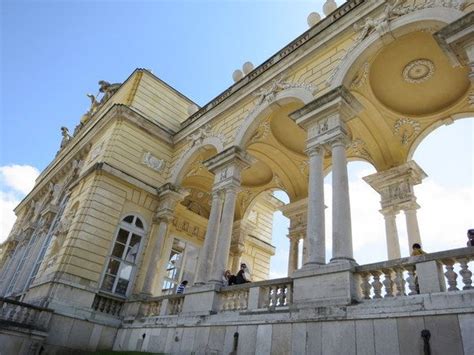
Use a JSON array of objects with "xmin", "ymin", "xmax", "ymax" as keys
[
  {"xmin": 355, "ymin": 247, "xmax": 473, "ymax": 300},
  {"xmin": 123, "ymin": 294, "xmax": 186, "ymax": 319},
  {"xmin": 219, "ymin": 286, "xmax": 249, "ymax": 311},
  {"xmin": 0, "ymin": 297, "xmax": 53, "ymax": 332},
  {"xmin": 218, "ymin": 278, "xmax": 293, "ymax": 312},
  {"xmin": 167, "ymin": 295, "xmax": 184, "ymax": 315},
  {"xmin": 91, "ymin": 293, "xmax": 125, "ymax": 316},
  {"xmin": 259, "ymin": 279, "xmax": 293, "ymax": 309}
]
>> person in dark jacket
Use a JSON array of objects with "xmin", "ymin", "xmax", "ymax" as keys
[{"xmin": 235, "ymin": 263, "xmax": 251, "ymax": 284}]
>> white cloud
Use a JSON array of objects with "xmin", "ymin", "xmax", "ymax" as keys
[
  {"xmin": 0, "ymin": 164, "xmax": 40, "ymax": 243},
  {"xmin": 0, "ymin": 165, "xmax": 39, "ymax": 195}
]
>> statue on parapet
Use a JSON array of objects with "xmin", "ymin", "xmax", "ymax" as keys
[
  {"xmin": 79, "ymin": 80, "xmax": 121, "ymax": 126},
  {"xmin": 98, "ymin": 80, "xmax": 121, "ymax": 103},
  {"xmin": 60, "ymin": 126, "xmax": 71, "ymax": 148}
]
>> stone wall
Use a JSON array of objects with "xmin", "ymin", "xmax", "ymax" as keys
[{"xmin": 113, "ymin": 292, "xmax": 474, "ymax": 355}]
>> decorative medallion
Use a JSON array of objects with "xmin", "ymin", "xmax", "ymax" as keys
[
  {"xmin": 393, "ymin": 118, "xmax": 421, "ymax": 145},
  {"xmin": 142, "ymin": 152, "xmax": 165, "ymax": 172},
  {"xmin": 402, "ymin": 59, "xmax": 435, "ymax": 84}
]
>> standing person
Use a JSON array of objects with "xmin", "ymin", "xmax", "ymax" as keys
[
  {"xmin": 467, "ymin": 229, "xmax": 474, "ymax": 247},
  {"xmin": 176, "ymin": 280, "xmax": 188, "ymax": 294},
  {"xmin": 411, "ymin": 243, "xmax": 426, "ymax": 256},
  {"xmin": 235, "ymin": 263, "xmax": 252, "ymax": 284}
]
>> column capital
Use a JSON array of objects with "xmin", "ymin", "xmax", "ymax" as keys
[
  {"xmin": 400, "ymin": 201, "xmax": 420, "ymax": 212},
  {"xmin": 305, "ymin": 145, "xmax": 326, "ymax": 157},
  {"xmin": 380, "ymin": 206, "xmax": 399, "ymax": 218},
  {"xmin": 154, "ymin": 183, "xmax": 189, "ymax": 222},
  {"xmin": 204, "ymin": 146, "xmax": 253, "ymax": 190},
  {"xmin": 289, "ymin": 85, "xmax": 362, "ymax": 147},
  {"xmin": 363, "ymin": 160, "xmax": 427, "ymax": 210}
]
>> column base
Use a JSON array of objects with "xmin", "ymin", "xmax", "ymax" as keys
[
  {"xmin": 330, "ymin": 257, "xmax": 356, "ymax": 264},
  {"xmin": 181, "ymin": 284, "xmax": 220, "ymax": 315},
  {"xmin": 292, "ymin": 262, "xmax": 358, "ymax": 307}
]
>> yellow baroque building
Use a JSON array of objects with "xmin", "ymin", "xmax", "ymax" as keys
[{"xmin": 1, "ymin": 1, "xmax": 474, "ymax": 354}]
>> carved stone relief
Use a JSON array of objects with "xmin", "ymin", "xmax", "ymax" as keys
[
  {"xmin": 253, "ymin": 75, "xmax": 316, "ymax": 107},
  {"xmin": 402, "ymin": 59, "xmax": 435, "ymax": 84},
  {"xmin": 328, "ymin": 0, "xmax": 467, "ymax": 85},
  {"xmin": 142, "ymin": 152, "xmax": 165, "ymax": 172},
  {"xmin": 394, "ymin": 118, "xmax": 421, "ymax": 145}
]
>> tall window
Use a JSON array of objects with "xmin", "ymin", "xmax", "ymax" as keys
[
  {"xmin": 25, "ymin": 195, "xmax": 69, "ymax": 290},
  {"xmin": 101, "ymin": 215, "xmax": 145, "ymax": 296}
]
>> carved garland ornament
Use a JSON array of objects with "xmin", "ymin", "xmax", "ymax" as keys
[
  {"xmin": 142, "ymin": 152, "xmax": 165, "ymax": 172},
  {"xmin": 402, "ymin": 59, "xmax": 435, "ymax": 84},
  {"xmin": 394, "ymin": 118, "xmax": 421, "ymax": 145},
  {"xmin": 253, "ymin": 76, "xmax": 315, "ymax": 106},
  {"xmin": 186, "ymin": 124, "xmax": 225, "ymax": 148}
]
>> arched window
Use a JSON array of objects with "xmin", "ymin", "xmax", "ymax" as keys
[{"xmin": 101, "ymin": 215, "xmax": 145, "ymax": 296}]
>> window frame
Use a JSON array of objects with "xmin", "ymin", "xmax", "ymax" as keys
[{"xmin": 99, "ymin": 214, "xmax": 147, "ymax": 298}]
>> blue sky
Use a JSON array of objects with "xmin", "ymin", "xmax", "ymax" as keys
[{"xmin": 1, "ymin": 0, "xmax": 473, "ymax": 279}]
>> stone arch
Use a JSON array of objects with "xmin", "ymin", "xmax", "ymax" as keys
[
  {"xmin": 407, "ymin": 111, "xmax": 474, "ymax": 160},
  {"xmin": 329, "ymin": 6, "xmax": 464, "ymax": 89},
  {"xmin": 234, "ymin": 87, "xmax": 314, "ymax": 149},
  {"xmin": 170, "ymin": 137, "xmax": 224, "ymax": 185}
]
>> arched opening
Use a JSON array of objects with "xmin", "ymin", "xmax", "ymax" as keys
[{"xmin": 410, "ymin": 117, "xmax": 473, "ymax": 255}]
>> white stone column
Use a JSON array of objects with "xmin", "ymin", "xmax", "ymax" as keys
[
  {"xmin": 290, "ymin": 86, "xmax": 362, "ymax": 266},
  {"xmin": 141, "ymin": 217, "xmax": 169, "ymax": 295},
  {"xmin": 194, "ymin": 191, "xmax": 224, "ymax": 285},
  {"xmin": 209, "ymin": 185, "xmax": 239, "ymax": 283},
  {"xmin": 364, "ymin": 161, "xmax": 427, "ymax": 258},
  {"xmin": 198, "ymin": 146, "xmax": 252, "ymax": 284},
  {"xmin": 287, "ymin": 234, "xmax": 299, "ymax": 275},
  {"xmin": 381, "ymin": 208, "xmax": 401, "ymax": 259},
  {"xmin": 330, "ymin": 136, "xmax": 354, "ymax": 262},
  {"xmin": 305, "ymin": 146, "xmax": 326, "ymax": 265},
  {"xmin": 404, "ymin": 203, "xmax": 422, "ymax": 250}
]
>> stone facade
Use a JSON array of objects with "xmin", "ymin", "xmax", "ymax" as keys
[{"xmin": 1, "ymin": 0, "xmax": 473, "ymax": 353}]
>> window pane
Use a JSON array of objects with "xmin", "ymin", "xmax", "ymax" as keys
[
  {"xmin": 112, "ymin": 243, "xmax": 125, "ymax": 258},
  {"xmin": 115, "ymin": 278, "xmax": 129, "ymax": 295},
  {"xmin": 101, "ymin": 275, "xmax": 115, "ymax": 291},
  {"xmin": 135, "ymin": 218, "xmax": 144, "ymax": 229},
  {"xmin": 107, "ymin": 259, "xmax": 120, "ymax": 275},
  {"xmin": 116, "ymin": 229, "xmax": 129, "ymax": 244},
  {"xmin": 125, "ymin": 235, "xmax": 141, "ymax": 263},
  {"xmin": 119, "ymin": 264, "xmax": 132, "ymax": 281},
  {"xmin": 123, "ymin": 215, "xmax": 133, "ymax": 224}
]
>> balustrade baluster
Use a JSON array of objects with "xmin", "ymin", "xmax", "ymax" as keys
[
  {"xmin": 371, "ymin": 271, "xmax": 383, "ymax": 299},
  {"xmin": 382, "ymin": 269, "xmax": 394, "ymax": 298},
  {"xmin": 444, "ymin": 260, "xmax": 459, "ymax": 291},
  {"xmin": 393, "ymin": 268, "xmax": 406, "ymax": 296},
  {"xmin": 405, "ymin": 266, "xmax": 418, "ymax": 295},
  {"xmin": 360, "ymin": 272, "xmax": 371, "ymax": 299},
  {"xmin": 271, "ymin": 286, "xmax": 278, "ymax": 307},
  {"xmin": 458, "ymin": 258, "xmax": 472, "ymax": 290}
]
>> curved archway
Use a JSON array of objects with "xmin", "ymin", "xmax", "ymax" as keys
[
  {"xmin": 234, "ymin": 86, "xmax": 314, "ymax": 149},
  {"xmin": 330, "ymin": 6, "xmax": 464, "ymax": 89},
  {"xmin": 170, "ymin": 138, "xmax": 223, "ymax": 185}
]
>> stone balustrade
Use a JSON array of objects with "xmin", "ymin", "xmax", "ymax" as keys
[
  {"xmin": 355, "ymin": 247, "xmax": 473, "ymax": 300},
  {"xmin": 0, "ymin": 297, "xmax": 53, "ymax": 332},
  {"xmin": 91, "ymin": 294, "xmax": 125, "ymax": 316},
  {"xmin": 258, "ymin": 279, "xmax": 293, "ymax": 309},
  {"xmin": 219, "ymin": 287, "xmax": 249, "ymax": 311},
  {"xmin": 167, "ymin": 295, "xmax": 184, "ymax": 315},
  {"xmin": 217, "ymin": 278, "xmax": 293, "ymax": 312}
]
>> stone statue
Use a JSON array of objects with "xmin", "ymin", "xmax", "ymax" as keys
[
  {"xmin": 98, "ymin": 80, "xmax": 121, "ymax": 103},
  {"xmin": 60, "ymin": 126, "xmax": 71, "ymax": 148}
]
